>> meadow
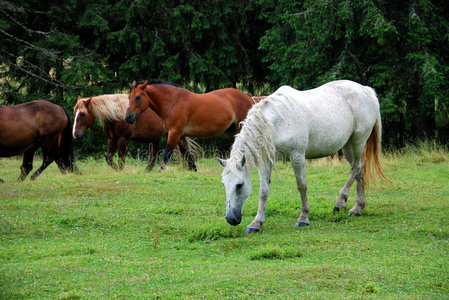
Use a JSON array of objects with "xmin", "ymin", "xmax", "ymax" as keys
[{"xmin": 1, "ymin": 144, "xmax": 448, "ymax": 299}]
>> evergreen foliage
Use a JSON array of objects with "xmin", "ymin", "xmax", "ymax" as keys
[{"xmin": 1, "ymin": 0, "xmax": 448, "ymax": 154}]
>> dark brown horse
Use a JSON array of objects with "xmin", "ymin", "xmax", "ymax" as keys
[
  {"xmin": 0, "ymin": 100, "xmax": 77, "ymax": 182},
  {"xmin": 125, "ymin": 80, "xmax": 254, "ymax": 171},
  {"xmin": 73, "ymin": 94, "xmax": 194, "ymax": 171}
]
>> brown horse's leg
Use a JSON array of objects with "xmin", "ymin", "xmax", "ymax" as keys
[
  {"xmin": 19, "ymin": 147, "xmax": 37, "ymax": 181},
  {"xmin": 30, "ymin": 150, "xmax": 54, "ymax": 180},
  {"xmin": 145, "ymin": 141, "xmax": 159, "ymax": 172},
  {"xmin": 106, "ymin": 139, "xmax": 119, "ymax": 170},
  {"xmin": 161, "ymin": 145, "xmax": 174, "ymax": 171},
  {"xmin": 160, "ymin": 129, "xmax": 182, "ymax": 170},
  {"xmin": 178, "ymin": 137, "xmax": 197, "ymax": 172},
  {"xmin": 117, "ymin": 137, "xmax": 128, "ymax": 170}
]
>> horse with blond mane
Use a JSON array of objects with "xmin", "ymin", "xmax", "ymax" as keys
[
  {"xmin": 73, "ymin": 94, "xmax": 194, "ymax": 171},
  {"xmin": 218, "ymin": 80, "xmax": 390, "ymax": 234}
]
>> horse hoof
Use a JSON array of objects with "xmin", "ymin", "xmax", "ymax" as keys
[
  {"xmin": 333, "ymin": 207, "xmax": 340, "ymax": 214},
  {"xmin": 348, "ymin": 211, "xmax": 361, "ymax": 217},
  {"xmin": 295, "ymin": 221, "xmax": 309, "ymax": 227},
  {"xmin": 244, "ymin": 227, "xmax": 260, "ymax": 234}
]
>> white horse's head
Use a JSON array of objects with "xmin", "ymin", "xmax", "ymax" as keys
[{"xmin": 218, "ymin": 156, "xmax": 252, "ymax": 226}]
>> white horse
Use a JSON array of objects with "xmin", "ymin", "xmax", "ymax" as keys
[{"xmin": 218, "ymin": 80, "xmax": 389, "ymax": 234}]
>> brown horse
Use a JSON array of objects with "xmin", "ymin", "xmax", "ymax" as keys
[
  {"xmin": 125, "ymin": 80, "xmax": 254, "ymax": 171},
  {"xmin": 0, "ymin": 100, "xmax": 77, "ymax": 182},
  {"xmin": 73, "ymin": 94, "xmax": 194, "ymax": 171}
]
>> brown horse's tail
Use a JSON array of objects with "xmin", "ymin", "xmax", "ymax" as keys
[
  {"xmin": 172, "ymin": 137, "xmax": 203, "ymax": 165},
  {"xmin": 57, "ymin": 108, "xmax": 79, "ymax": 174},
  {"xmin": 363, "ymin": 114, "xmax": 391, "ymax": 188},
  {"xmin": 185, "ymin": 137, "xmax": 202, "ymax": 159}
]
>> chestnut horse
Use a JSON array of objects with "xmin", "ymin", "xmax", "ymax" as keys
[
  {"xmin": 0, "ymin": 100, "xmax": 77, "ymax": 182},
  {"xmin": 125, "ymin": 80, "xmax": 254, "ymax": 171},
  {"xmin": 73, "ymin": 94, "xmax": 195, "ymax": 171}
]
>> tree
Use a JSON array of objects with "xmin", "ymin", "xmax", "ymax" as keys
[
  {"xmin": 259, "ymin": 0, "xmax": 449, "ymax": 146},
  {"xmin": 98, "ymin": 0, "xmax": 269, "ymax": 93},
  {"xmin": 1, "ymin": 0, "xmax": 447, "ymax": 153},
  {"xmin": 0, "ymin": 0, "xmax": 115, "ymax": 107}
]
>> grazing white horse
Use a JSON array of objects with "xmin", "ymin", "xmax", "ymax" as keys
[{"xmin": 218, "ymin": 80, "xmax": 389, "ymax": 234}]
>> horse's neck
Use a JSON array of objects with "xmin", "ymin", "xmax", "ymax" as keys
[
  {"xmin": 147, "ymin": 85, "xmax": 177, "ymax": 115},
  {"xmin": 231, "ymin": 106, "xmax": 276, "ymax": 173},
  {"xmin": 88, "ymin": 98, "xmax": 102, "ymax": 120},
  {"xmin": 90, "ymin": 95, "xmax": 127, "ymax": 122}
]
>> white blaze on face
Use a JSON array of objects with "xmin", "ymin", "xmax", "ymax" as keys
[{"xmin": 72, "ymin": 109, "xmax": 80, "ymax": 138}]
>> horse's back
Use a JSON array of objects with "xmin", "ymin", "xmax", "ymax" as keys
[
  {"xmin": 320, "ymin": 80, "xmax": 380, "ymax": 136},
  {"xmin": 0, "ymin": 100, "xmax": 67, "ymax": 156},
  {"xmin": 267, "ymin": 80, "xmax": 379, "ymax": 158},
  {"xmin": 29, "ymin": 100, "xmax": 68, "ymax": 135},
  {"xmin": 209, "ymin": 88, "xmax": 253, "ymax": 122},
  {"xmin": 180, "ymin": 87, "xmax": 253, "ymax": 137}
]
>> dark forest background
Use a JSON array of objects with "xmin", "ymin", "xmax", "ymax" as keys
[{"xmin": 1, "ymin": 0, "xmax": 448, "ymax": 157}]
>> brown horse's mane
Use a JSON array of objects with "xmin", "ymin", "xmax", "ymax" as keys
[
  {"xmin": 147, "ymin": 80, "xmax": 180, "ymax": 87},
  {"xmin": 76, "ymin": 94, "xmax": 129, "ymax": 123}
]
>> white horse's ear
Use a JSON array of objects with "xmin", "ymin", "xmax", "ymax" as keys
[
  {"xmin": 238, "ymin": 155, "xmax": 246, "ymax": 169},
  {"xmin": 216, "ymin": 157, "xmax": 227, "ymax": 168}
]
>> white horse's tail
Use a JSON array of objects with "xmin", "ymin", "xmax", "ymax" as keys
[{"xmin": 363, "ymin": 114, "xmax": 391, "ymax": 187}]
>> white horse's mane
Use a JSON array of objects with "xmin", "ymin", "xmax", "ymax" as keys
[
  {"xmin": 77, "ymin": 94, "xmax": 129, "ymax": 123},
  {"xmin": 223, "ymin": 91, "xmax": 296, "ymax": 176}
]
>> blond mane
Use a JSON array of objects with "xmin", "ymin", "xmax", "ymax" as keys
[{"xmin": 75, "ymin": 94, "xmax": 129, "ymax": 123}]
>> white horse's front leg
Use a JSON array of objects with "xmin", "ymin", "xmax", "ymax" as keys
[
  {"xmin": 245, "ymin": 166, "xmax": 272, "ymax": 234},
  {"xmin": 291, "ymin": 152, "xmax": 310, "ymax": 227}
]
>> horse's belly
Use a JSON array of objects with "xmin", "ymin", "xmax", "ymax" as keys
[
  {"xmin": 182, "ymin": 125, "xmax": 223, "ymax": 138},
  {"xmin": 305, "ymin": 142, "xmax": 346, "ymax": 159},
  {"xmin": 306, "ymin": 122, "xmax": 353, "ymax": 158},
  {"xmin": 0, "ymin": 143, "xmax": 35, "ymax": 157},
  {"xmin": 0, "ymin": 127, "xmax": 37, "ymax": 155},
  {"xmin": 183, "ymin": 118, "xmax": 234, "ymax": 138}
]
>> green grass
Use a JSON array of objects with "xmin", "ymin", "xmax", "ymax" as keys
[{"xmin": 1, "ymin": 146, "xmax": 448, "ymax": 299}]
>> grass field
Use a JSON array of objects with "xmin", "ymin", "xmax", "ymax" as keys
[{"xmin": 1, "ymin": 145, "xmax": 448, "ymax": 299}]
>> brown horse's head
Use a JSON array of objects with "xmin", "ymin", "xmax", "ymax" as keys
[
  {"xmin": 125, "ymin": 80, "xmax": 152, "ymax": 124},
  {"xmin": 73, "ymin": 96, "xmax": 95, "ymax": 140}
]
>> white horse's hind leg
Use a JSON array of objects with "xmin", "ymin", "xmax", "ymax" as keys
[
  {"xmin": 291, "ymin": 152, "xmax": 310, "ymax": 227},
  {"xmin": 348, "ymin": 143, "xmax": 366, "ymax": 216},
  {"xmin": 245, "ymin": 166, "xmax": 272, "ymax": 234},
  {"xmin": 349, "ymin": 164, "xmax": 365, "ymax": 216},
  {"xmin": 334, "ymin": 142, "xmax": 355, "ymax": 213},
  {"xmin": 334, "ymin": 141, "xmax": 366, "ymax": 216}
]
